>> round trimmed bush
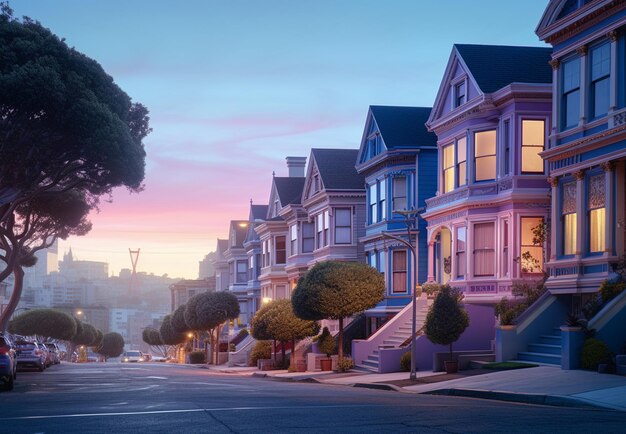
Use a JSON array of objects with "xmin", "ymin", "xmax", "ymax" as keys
[
  {"xmin": 250, "ymin": 340, "xmax": 271, "ymax": 367},
  {"xmin": 400, "ymin": 352, "xmax": 411, "ymax": 372},
  {"xmin": 581, "ymin": 338, "xmax": 611, "ymax": 370}
]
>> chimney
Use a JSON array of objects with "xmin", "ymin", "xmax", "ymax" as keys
[{"xmin": 286, "ymin": 156, "xmax": 306, "ymax": 177}]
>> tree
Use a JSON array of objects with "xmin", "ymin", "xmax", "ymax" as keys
[
  {"xmin": 292, "ymin": 261, "xmax": 385, "ymax": 359},
  {"xmin": 171, "ymin": 304, "xmax": 190, "ymax": 333},
  {"xmin": 142, "ymin": 327, "xmax": 169, "ymax": 358},
  {"xmin": 0, "ymin": 5, "xmax": 150, "ymax": 330},
  {"xmin": 250, "ymin": 299, "xmax": 319, "ymax": 367},
  {"xmin": 95, "ymin": 332, "xmax": 125, "ymax": 359},
  {"xmin": 186, "ymin": 291, "xmax": 240, "ymax": 365},
  {"xmin": 424, "ymin": 285, "xmax": 469, "ymax": 358},
  {"xmin": 7, "ymin": 308, "xmax": 76, "ymax": 340},
  {"xmin": 71, "ymin": 321, "xmax": 99, "ymax": 346},
  {"xmin": 159, "ymin": 314, "xmax": 187, "ymax": 346}
]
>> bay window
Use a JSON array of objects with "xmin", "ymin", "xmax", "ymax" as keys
[
  {"xmin": 588, "ymin": 174, "xmax": 606, "ymax": 253},
  {"xmin": 562, "ymin": 58, "xmax": 580, "ymax": 129},
  {"xmin": 455, "ymin": 227, "xmax": 466, "ymax": 279},
  {"xmin": 520, "ymin": 217, "xmax": 543, "ymax": 273},
  {"xmin": 392, "ymin": 177, "xmax": 407, "ymax": 211},
  {"xmin": 392, "ymin": 250, "xmax": 407, "ymax": 293},
  {"xmin": 474, "ymin": 130, "xmax": 496, "ymax": 182},
  {"xmin": 521, "ymin": 120, "xmax": 545, "ymax": 173},
  {"xmin": 590, "ymin": 42, "xmax": 610, "ymax": 119},
  {"xmin": 562, "ymin": 181, "xmax": 577, "ymax": 256},
  {"xmin": 334, "ymin": 208, "xmax": 352, "ymax": 244},
  {"xmin": 443, "ymin": 144, "xmax": 455, "ymax": 193},
  {"xmin": 473, "ymin": 222, "xmax": 495, "ymax": 276}
]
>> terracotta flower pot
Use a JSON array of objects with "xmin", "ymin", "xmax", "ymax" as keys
[
  {"xmin": 444, "ymin": 360, "xmax": 458, "ymax": 374},
  {"xmin": 320, "ymin": 358, "xmax": 332, "ymax": 371}
]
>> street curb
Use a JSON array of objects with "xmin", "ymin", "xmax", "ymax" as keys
[
  {"xmin": 352, "ymin": 383, "xmax": 403, "ymax": 392},
  {"xmin": 425, "ymin": 389, "xmax": 614, "ymax": 410}
]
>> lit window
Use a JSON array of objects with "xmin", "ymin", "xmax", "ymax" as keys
[
  {"xmin": 392, "ymin": 250, "xmax": 407, "ymax": 293},
  {"xmin": 474, "ymin": 130, "xmax": 496, "ymax": 182},
  {"xmin": 590, "ymin": 43, "xmax": 610, "ymax": 119},
  {"xmin": 473, "ymin": 222, "xmax": 495, "ymax": 276},
  {"xmin": 562, "ymin": 58, "xmax": 580, "ymax": 129},
  {"xmin": 456, "ymin": 227, "xmax": 466, "ymax": 279},
  {"xmin": 392, "ymin": 177, "xmax": 407, "ymax": 211},
  {"xmin": 443, "ymin": 144, "xmax": 455, "ymax": 193},
  {"xmin": 520, "ymin": 217, "xmax": 544, "ymax": 273},
  {"xmin": 521, "ymin": 120, "xmax": 545, "ymax": 173},
  {"xmin": 588, "ymin": 174, "xmax": 606, "ymax": 253},
  {"xmin": 334, "ymin": 208, "xmax": 352, "ymax": 244},
  {"xmin": 457, "ymin": 137, "xmax": 467, "ymax": 187},
  {"xmin": 455, "ymin": 81, "xmax": 466, "ymax": 107},
  {"xmin": 562, "ymin": 182, "xmax": 577, "ymax": 256}
]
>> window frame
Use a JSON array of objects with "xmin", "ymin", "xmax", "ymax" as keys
[
  {"xmin": 589, "ymin": 41, "xmax": 611, "ymax": 120},
  {"xmin": 520, "ymin": 217, "xmax": 544, "ymax": 274},
  {"xmin": 473, "ymin": 222, "xmax": 496, "ymax": 277},
  {"xmin": 290, "ymin": 224, "xmax": 298, "ymax": 256},
  {"xmin": 561, "ymin": 56, "xmax": 581, "ymax": 130},
  {"xmin": 334, "ymin": 208, "xmax": 352, "ymax": 245},
  {"xmin": 392, "ymin": 250, "xmax": 408, "ymax": 293},
  {"xmin": 474, "ymin": 130, "xmax": 497, "ymax": 183},
  {"xmin": 392, "ymin": 176, "xmax": 407, "ymax": 212},
  {"xmin": 520, "ymin": 119, "xmax": 546, "ymax": 174},
  {"xmin": 442, "ymin": 143, "xmax": 455, "ymax": 193}
]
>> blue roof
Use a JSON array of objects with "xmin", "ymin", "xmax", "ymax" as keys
[
  {"xmin": 369, "ymin": 106, "xmax": 437, "ymax": 149},
  {"xmin": 312, "ymin": 149, "xmax": 365, "ymax": 190},
  {"xmin": 455, "ymin": 44, "xmax": 552, "ymax": 93}
]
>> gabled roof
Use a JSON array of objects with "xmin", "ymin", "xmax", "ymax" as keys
[
  {"xmin": 455, "ymin": 44, "xmax": 552, "ymax": 93},
  {"xmin": 250, "ymin": 204, "xmax": 268, "ymax": 221},
  {"xmin": 229, "ymin": 220, "xmax": 248, "ymax": 248},
  {"xmin": 311, "ymin": 148, "xmax": 364, "ymax": 190},
  {"xmin": 215, "ymin": 239, "xmax": 228, "ymax": 260},
  {"xmin": 370, "ymin": 106, "xmax": 437, "ymax": 149},
  {"xmin": 273, "ymin": 177, "xmax": 306, "ymax": 206}
]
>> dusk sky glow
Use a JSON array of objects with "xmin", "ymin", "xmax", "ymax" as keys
[{"xmin": 14, "ymin": 0, "xmax": 549, "ymax": 279}]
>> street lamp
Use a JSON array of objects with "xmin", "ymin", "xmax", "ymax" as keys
[{"xmin": 382, "ymin": 208, "xmax": 422, "ymax": 381}]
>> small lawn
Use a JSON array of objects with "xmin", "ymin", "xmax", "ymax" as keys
[{"xmin": 482, "ymin": 362, "xmax": 538, "ymax": 371}]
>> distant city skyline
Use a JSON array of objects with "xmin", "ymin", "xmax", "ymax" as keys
[{"xmin": 13, "ymin": 0, "xmax": 549, "ymax": 279}]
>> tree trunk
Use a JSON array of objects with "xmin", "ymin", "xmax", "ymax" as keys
[
  {"xmin": 0, "ymin": 265, "xmax": 23, "ymax": 332},
  {"xmin": 281, "ymin": 341, "xmax": 286, "ymax": 365},
  {"xmin": 338, "ymin": 317, "xmax": 344, "ymax": 360},
  {"xmin": 290, "ymin": 338, "xmax": 296, "ymax": 369}
]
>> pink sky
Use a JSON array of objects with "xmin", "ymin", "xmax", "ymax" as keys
[{"xmin": 17, "ymin": 1, "xmax": 550, "ymax": 279}]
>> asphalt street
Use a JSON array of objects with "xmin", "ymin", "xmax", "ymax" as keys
[{"xmin": 1, "ymin": 362, "xmax": 624, "ymax": 433}]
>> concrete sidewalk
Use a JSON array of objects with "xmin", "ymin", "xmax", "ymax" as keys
[{"xmin": 201, "ymin": 363, "xmax": 626, "ymax": 411}]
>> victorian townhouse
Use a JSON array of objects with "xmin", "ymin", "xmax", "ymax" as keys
[
  {"xmin": 223, "ymin": 220, "xmax": 252, "ymax": 326},
  {"xmin": 495, "ymin": 0, "xmax": 626, "ymax": 368},
  {"xmin": 242, "ymin": 202, "xmax": 268, "ymax": 321}
]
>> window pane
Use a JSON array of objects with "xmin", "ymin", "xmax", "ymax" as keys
[
  {"xmin": 458, "ymin": 161, "xmax": 467, "ymax": 187},
  {"xmin": 522, "ymin": 120, "xmax": 544, "ymax": 146},
  {"xmin": 335, "ymin": 228, "xmax": 351, "ymax": 244},
  {"xmin": 521, "ymin": 217, "xmax": 541, "ymax": 245},
  {"xmin": 444, "ymin": 168, "xmax": 455, "ymax": 193},
  {"xmin": 564, "ymin": 90, "xmax": 580, "ymax": 128},
  {"xmin": 593, "ymin": 78, "xmax": 610, "ymax": 118},
  {"xmin": 335, "ymin": 208, "xmax": 351, "ymax": 226},
  {"xmin": 392, "ymin": 250, "xmax": 407, "ymax": 293},
  {"xmin": 443, "ymin": 144, "xmax": 454, "ymax": 168},
  {"xmin": 521, "ymin": 217, "xmax": 543, "ymax": 273},
  {"xmin": 521, "ymin": 146, "xmax": 544, "ymax": 173},
  {"xmin": 473, "ymin": 222, "xmax": 495, "ymax": 276},
  {"xmin": 563, "ymin": 58, "xmax": 580, "ymax": 92},
  {"xmin": 591, "ymin": 43, "xmax": 610, "ymax": 80},
  {"xmin": 475, "ymin": 156, "xmax": 496, "ymax": 181},
  {"xmin": 475, "ymin": 131, "xmax": 496, "ymax": 157},
  {"xmin": 564, "ymin": 213, "xmax": 577, "ymax": 255},
  {"xmin": 590, "ymin": 208, "xmax": 605, "ymax": 253},
  {"xmin": 457, "ymin": 137, "xmax": 467, "ymax": 162}
]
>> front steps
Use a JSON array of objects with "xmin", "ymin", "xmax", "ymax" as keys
[{"xmin": 517, "ymin": 327, "xmax": 562, "ymax": 366}]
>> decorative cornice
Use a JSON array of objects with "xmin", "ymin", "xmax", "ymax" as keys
[
  {"xmin": 543, "ymin": 122, "xmax": 626, "ymax": 161},
  {"xmin": 549, "ymin": 58, "xmax": 561, "ymax": 70},
  {"xmin": 547, "ymin": 176, "xmax": 559, "ymax": 187},
  {"xmin": 602, "ymin": 161, "xmax": 615, "ymax": 172},
  {"xmin": 574, "ymin": 170, "xmax": 585, "ymax": 181},
  {"xmin": 607, "ymin": 29, "xmax": 619, "ymax": 42},
  {"xmin": 576, "ymin": 45, "xmax": 588, "ymax": 56}
]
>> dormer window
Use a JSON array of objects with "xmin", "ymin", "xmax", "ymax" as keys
[{"xmin": 454, "ymin": 81, "xmax": 466, "ymax": 107}]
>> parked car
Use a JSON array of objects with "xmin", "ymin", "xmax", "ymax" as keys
[
  {"xmin": 39, "ymin": 342, "xmax": 53, "ymax": 367},
  {"xmin": 142, "ymin": 353, "xmax": 152, "ymax": 362},
  {"xmin": 85, "ymin": 351, "xmax": 100, "ymax": 363},
  {"xmin": 15, "ymin": 340, "xmax": 46, "ymax": 372},
  {"xmin": 0, "ymin": 333, "xmax": 17, "ymax": 391},
  {"xmin": 44, "ymin": 343, "xmax": 61, "ymax": 365},
  {"xmin": 121, "ymin": 351, "xmax": 144, "ymax": 363}
]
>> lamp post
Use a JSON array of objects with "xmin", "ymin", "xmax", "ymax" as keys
[{"xmin": 382, "ymin": 208, "xmax": 422, "ymax": 380}]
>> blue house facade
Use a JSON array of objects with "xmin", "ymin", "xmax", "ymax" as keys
[{"xmin": 355, "ymin": 106, "xmax": 438, "ymax": 334}]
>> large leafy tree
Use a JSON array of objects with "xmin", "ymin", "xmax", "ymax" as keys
[
  {"xmin": 96, "ymin": 332, "xmax": 125, "ymax": 359},
  {"xmin": 71, "ymin": 321, "xmax": 99, "ymax": 346},
  {"xmin": 7, "ymin": 308, "xmax": 77, "ymax": 340},
  {"xmin": 292, "ymin": 261, "xmax": 384, "ymax": 360},
  {"xmin": 0, "ymin": 4, "xmax": 150, "ymax": 330},
  {"xmin": 142, "ymin": 327, "xmax": 169, "ymax": 358},
  {"xmin": 159, "ymin": 314, "xmax": 187, "ymax": 346},
  {"xmin": 424, "ymin": 285, "xmax": 470, "ymax": 357},
  {"xmin": 251, "ymin": 299, "xmax": 319, "ymax": 367},
  {"xmin": 186, "ymin": 291, "xmax": 240, "ymax": 364}
]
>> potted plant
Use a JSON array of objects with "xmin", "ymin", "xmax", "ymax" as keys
[
  {"xmin": 424, "ymin": 285, "xmax": 469, "ymax": 374},
  {"xmin": 317, "ymin": 327, "xmax": 336, "ymax": 371}
]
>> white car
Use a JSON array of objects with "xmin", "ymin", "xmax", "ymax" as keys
[{"xmin": 121, "ymin": 351, "xmax": 145, "ymax": 363}]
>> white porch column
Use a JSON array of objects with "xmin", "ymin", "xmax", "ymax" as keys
[
  {"xmin": 548, "ymin": 176, "xmax": 559, "ymax": 261},
  {"xmin": 427, "ymin": 241, "xmax": 435, "ymax": 282},
  {"xmin": 549, "ymin": 58, "xmax": 560, "ymax": 140},
  {"xmin": 575, "ymin": 170, "xmax": 585, "ymax": 258},
  {"xmin": 604, "ymin": 162, "xmax": 615, "ymax": 256},
  {"xmin": 577, "ymin": 46, "xmax": 588, "ymax": 127}
]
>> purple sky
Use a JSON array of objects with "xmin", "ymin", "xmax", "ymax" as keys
[{"xmin": 12, "ymin": 0, "xmax": 550, "ymax": 278}]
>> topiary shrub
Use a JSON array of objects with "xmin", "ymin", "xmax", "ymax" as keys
[
  {"xmin": 250, "ymin": 340, "xmax": 271, "ymax": 367},
  {"xmin": 189, "ymin": 351, "xmax": 206, "ymax": 364},
  {"xmin": 581, "ymin": 338, "xmax": 612, "ymax": 370},
  {"xmin": 336, "ymin": 356, "xmax": 354, "ymax": 372},
  {"xmin": 400, "ymin": 352, "xmax": 411, "ymax": 372},
  {"xmin": 422, "ymin": 282, "xmax": 442, "ymax": 297}
]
